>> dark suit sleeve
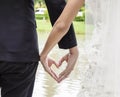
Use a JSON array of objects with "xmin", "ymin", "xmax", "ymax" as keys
[{"xmin": 45, "ymin": 0, "xmax": 77, "ymax": 49}]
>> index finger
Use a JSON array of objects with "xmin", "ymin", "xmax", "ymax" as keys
[
  {"xmin": 48, "ymin": 68, "xmax": 59, "ymax": 82},
  {"xmin": 58, "ymin": 67, "xmax": 71, "ymax": 83}
]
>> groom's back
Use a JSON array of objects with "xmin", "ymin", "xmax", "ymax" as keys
[{"xmin": 0, "ymin": 0, "xmax": 39, "ymax": 62}]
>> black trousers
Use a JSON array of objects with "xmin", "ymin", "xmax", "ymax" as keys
[{"xmin": 0, "ymin": 61, "xmax": 38, "ymax": 97}]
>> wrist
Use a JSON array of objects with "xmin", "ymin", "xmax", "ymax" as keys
[
  {"xmin": 69, "ymin": 46, "xmax": 79, "ymax": 56},
  {"xmin": 40, "ymin": 52, "xmax": 47, "ymax": 60}
]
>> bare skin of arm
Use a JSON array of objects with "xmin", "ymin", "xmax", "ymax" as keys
[{"xmin": 40, "ymin": 0, "xmax": 84, "ymax": 83}]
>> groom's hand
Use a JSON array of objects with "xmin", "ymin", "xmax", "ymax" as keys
[
  {"xmin": 40, "ymin": 55, "xmax": 59, "ymax": 82},
  {"xmin": 58, "ymin": 46, "xmax": 79, "ymax": 83}
]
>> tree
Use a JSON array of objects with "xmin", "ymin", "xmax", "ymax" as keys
[
  {"xmin": 34, "ymin": 0, "xmax": 45, "ymax": 8},
  {"xmin": 34, "ymin": 0, "xmax": 45, "ymax": 4}
]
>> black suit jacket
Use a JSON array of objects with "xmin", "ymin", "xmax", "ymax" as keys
[{"xmin": 0, "ymin": 0, "xmax": 77, "ymax": 62}]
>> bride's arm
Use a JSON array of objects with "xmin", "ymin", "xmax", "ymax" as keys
[{"xmin": 40, "ymin": 0, "xmax": 84, "ymax": 57}]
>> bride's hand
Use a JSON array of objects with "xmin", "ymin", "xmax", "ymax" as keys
[{"xmin": 58, "ymin": 46, "xmax": 79, "ymax": 83}]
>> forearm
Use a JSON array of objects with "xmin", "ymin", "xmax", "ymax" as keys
[
  {"xmin": 40, "ymin": 21, "xmax": 69, "ymax": 57},
  {"xmin": 41, "ymin": 0, "xmax": 84, "ymax": 57},
  {"xmin": 69, "ymin": 46, "xmax": 79, "ymax": 55},
  {"xmin": 45, "ymin": 0, "xmax": 77, "ymax": 49}
]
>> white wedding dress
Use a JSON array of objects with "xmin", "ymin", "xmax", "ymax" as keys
[{"xmin": 85, "ymin": 0, "xmax": 120, "ymax": 97}]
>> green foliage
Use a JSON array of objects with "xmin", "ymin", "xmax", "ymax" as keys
[
  {"xmin": 34, "ymin": 0, "xmax": 45, "ymax": 4},
  {"xmin": 74, "ymin": 16, "xmax": 84, "ymax": 21},
  {"xmin": 74, "ymin": 12, "xmax": 85, "ymax": 21},
  {"xmin": 34, "ymin": 0, "xmax": 45, "ymax": 9},
  {"xmin": 35, "ymin": 2, "xmax": 85, "ymax": 22},
  {"xmin": 35, "ymin": 14, "xmax": 44, "ymax": 20},
  {"xmin": 80, "ymin": 6, "xmax": 85, "ymax": 11},
  {"xmin": 35, "ymin": 10, "xmax": 49, "ymax": 20},
  {"xmin": 44, "ymin": 10, "xmax": 50, "ymax": 20}
]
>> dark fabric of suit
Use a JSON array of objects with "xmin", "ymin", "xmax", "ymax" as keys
[{"xmin": 0, "ymin": 0, "xmax": 39, "ymax": 62}]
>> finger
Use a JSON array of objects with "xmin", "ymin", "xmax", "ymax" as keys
[
  {"xmin": 58, "ymin": 66, "xmax": 73, "ymax": 83},
  {"xmin": 58, "ymin": 71, "xmax": 69, "ymax": 83},
  {"xmin": 48, "ymin": 63, "xmax": 52, "ymax": 67},
  {"xmin": 52, "ymin": 60, "xmax": 59, "ymax": 68},
  {"xmin": 48, "ymin": 59, "xmax": 59, "ymax": 69},
  {"xmin": 58, "ymin": 57, "xmax": 66, "ymax": 68},
  {"xmin": 48, "ymin": 59, "xmax": 54, "ymax": 67},
  {"xmin": 47, "ymin": 68, "xmax": 58, "ymax": 82},
  {"xmin": 42, "ymin": 59, "xmax": 59, "ymax": 82},
  {"xmin": 58, "ymin": 69, "xmax": 69, "ymax": 82},
  {"xmin": 58, "ymin": 75, "xmax": 68, "ymax": 83},
  {"xmin": 58, "ymin": 58, "xmax": 65, "ymax": 66},
  {"xmin": 59, "ymin": 54, "xmax": 69, "ymax": 65}
]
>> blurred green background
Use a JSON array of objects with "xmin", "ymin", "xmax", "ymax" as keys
[{"xmin": 34, "ymin": 0, "xmax": 85, "ymax": 35}]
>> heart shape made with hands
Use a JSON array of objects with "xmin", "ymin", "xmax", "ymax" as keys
[{"xmin": 48, "ymin": 61, "xmax": 67, "ymax": 79}]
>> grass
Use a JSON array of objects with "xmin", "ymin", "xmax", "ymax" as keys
[
  {"xmin": 36, "ymin": 19, "xmax": 85, "ymax": 34},
  {"xmin": 73, "ymin": 21, "xmax": 85, "ymax": 34}
]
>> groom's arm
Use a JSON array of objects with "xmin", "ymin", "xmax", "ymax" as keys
[{"xmin": 45, "ymin": 0, "xmax": 77, "ymax": 49}]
